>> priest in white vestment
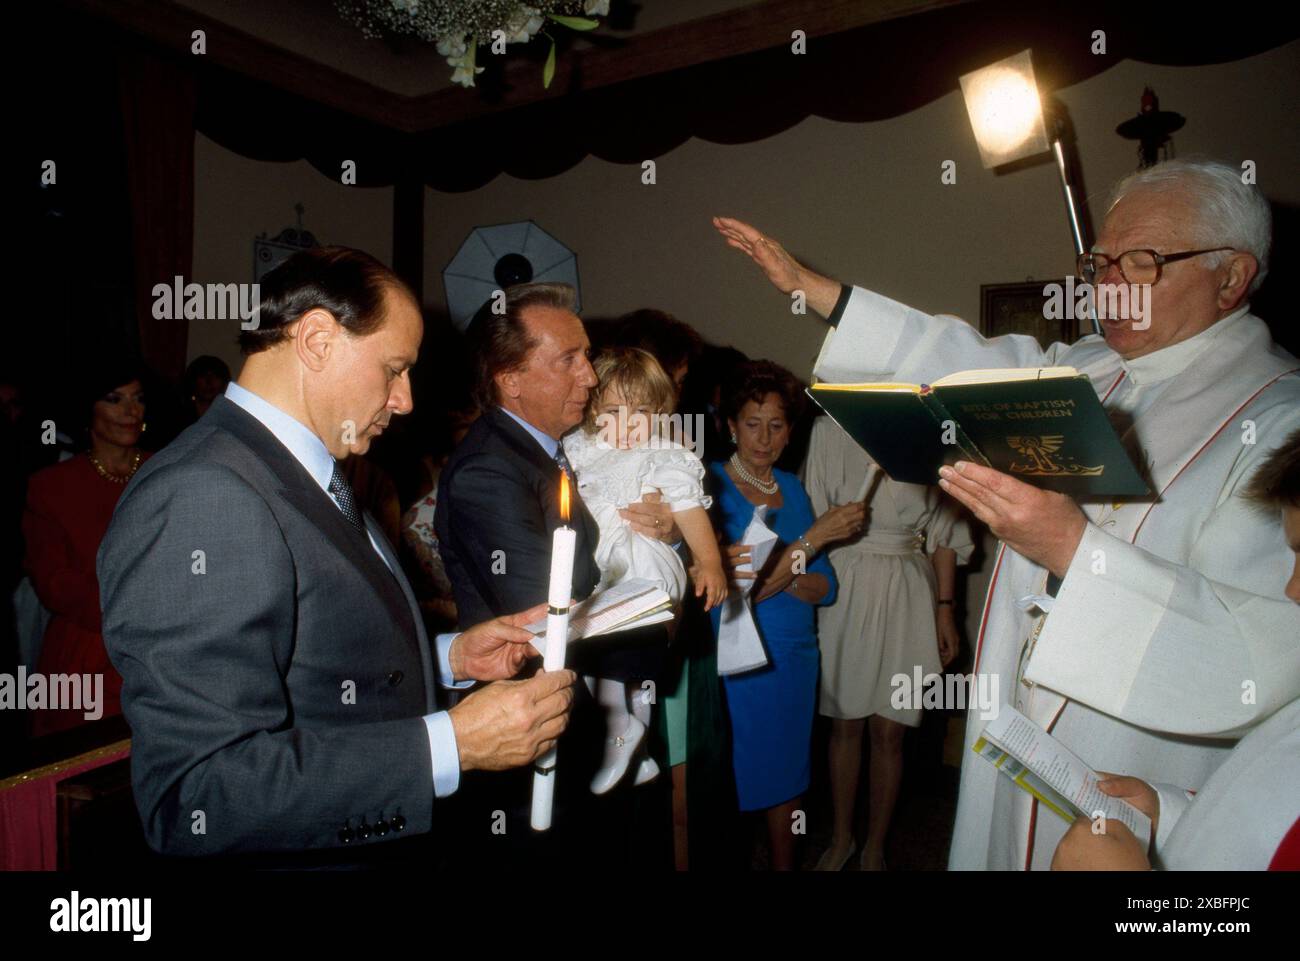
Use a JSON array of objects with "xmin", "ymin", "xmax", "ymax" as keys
[
  {"xmin": 1053, "ymin": 434, "xmax": 1300, "ymax": 871},
  {"xmin": 714, "ymin": 158, "xmax": 1300, "ymax": 870}
]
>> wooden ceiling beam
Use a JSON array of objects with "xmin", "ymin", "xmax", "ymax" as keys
[
  {"xmin": 57, "ymin": 0, "xmax": 971, "ymax": 134},
  {"xmin": 60, "ymin": 0, "xmax": 418, "ymax": 130},
  {"xmin": 405, "ymin": 0, "xmax": 972, "ymax": 127}
]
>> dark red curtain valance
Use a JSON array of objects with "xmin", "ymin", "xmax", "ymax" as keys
[{"xmin": 191, "ymin": 0, "xmax": 1298, "ymax": 193}]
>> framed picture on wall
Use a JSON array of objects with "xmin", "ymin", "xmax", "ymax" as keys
[
  {"xmin": 979, "ymin": 280, "xmax": 1078, "ymax": 347},
  {"xmin": 253, "ymin": 205, "xmax": 318, "ymax": 282}
]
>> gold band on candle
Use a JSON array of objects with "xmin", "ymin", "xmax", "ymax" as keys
[{"xmin": 548, "ymin": 604, "xmax": 568, "ymax": 615}]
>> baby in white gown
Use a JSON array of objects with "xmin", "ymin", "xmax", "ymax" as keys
[{"xmin": 563, "ymin": 348, "xmax": 727, "ymax": 794}]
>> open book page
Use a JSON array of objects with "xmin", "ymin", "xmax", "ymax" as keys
[
  {"xmin": 811, "ymin": 382, "xmax": 921, "ymax": 393},
  {"xmin": 812, "ymin": 367, "xmax": 1079, "ymax": 391},
  {"xmin": 717, "ymin": 505, "xmax": 781, "ymax": 676},
  {"xmin": 931, "ymin": 366, "xmax": 1077, "ymax": 387},
  {"xmin": 975, "ymin": 707, "xmax": 1152, "ymax": 847},
  {"xmin": 525, "ymin": 577, "xmax": 674, "ymax": 651},
  {"xmin": 735, "ymin": 506, "xmax": 779, "ymax": 597}
]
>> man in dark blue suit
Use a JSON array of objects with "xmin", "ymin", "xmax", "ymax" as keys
[
  {"xmin": 437, "ymin": 283, "xmax": 677, "ymax": 680},
  {"xmin": 435, "ymin": 283, "xmax": 676, "ymax": 863}
]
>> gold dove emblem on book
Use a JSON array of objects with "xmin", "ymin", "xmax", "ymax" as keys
[{"xmin": 1006, "ymin": 435, "xmax": 1104, "ymax": 477}]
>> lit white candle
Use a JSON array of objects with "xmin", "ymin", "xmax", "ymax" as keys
[
  {"xmin": 531, "ymin": 472, "xmax": 575, "ymax": 831},
  {"xmin": 541, "ymin": 525, "xmax": 575, "ymax": 673}
]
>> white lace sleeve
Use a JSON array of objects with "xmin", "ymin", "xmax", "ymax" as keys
[
  {"xmin": 561, "ymin": 428, "xmax": 596, "ymax": 473},
  {"xmin": 642, "ymin": 445, "xmax": 712, "ymax": 512}
]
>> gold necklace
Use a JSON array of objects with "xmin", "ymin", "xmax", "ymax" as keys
[
  {"xmin": 730, "ymin": 452, "xmax": 778, "ymax": 494},
  {"xmin": 88, "ymin": 450, "xmax": 141, "ymax": 484}
]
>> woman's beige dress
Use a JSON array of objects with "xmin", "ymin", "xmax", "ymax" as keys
[{"xmin": 803, "ymin": 416, "xmax": 974, "ymax": 726}]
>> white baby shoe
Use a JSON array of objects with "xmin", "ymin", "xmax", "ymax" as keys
[
  {"xmin": 633, "ymin": 756, "xmax": 661, "ymax": 786},
  {"xmin": 590, "ymin": 715, "xmax": 646, "ymax": 795}
]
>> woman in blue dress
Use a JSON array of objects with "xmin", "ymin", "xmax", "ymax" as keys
[{"xmin": 708, "ymin": 361, "xmax": 867, "ymax": 869}]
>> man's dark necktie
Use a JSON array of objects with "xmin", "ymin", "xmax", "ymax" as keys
[
  {"xmin": 554, "ymin": 445, "xmax": 575, "ymax": 483},
  {"xmin": 328, "ymin": 460, "xmax": 364, "ymax": 533}
]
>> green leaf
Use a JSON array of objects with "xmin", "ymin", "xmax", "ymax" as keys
[
  {"xmin": 549, "ymin": 16, "xmax": 599, "ymax": 31},
  {"xmin": 543, "ymin": 36, "xmax": 557, "ymax": 88}
]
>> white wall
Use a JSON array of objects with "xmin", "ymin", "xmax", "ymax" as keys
[
  {"xmin": 188, "ymin": 137, "xmax": 393, "ymax": 365},
  {"xmin": 420, "ymin": 42, "xmax": 1299, "ymax": 365},
  {"xmin": 191, "ymin": 43, "xmax": 1300, "ymax": 370}
]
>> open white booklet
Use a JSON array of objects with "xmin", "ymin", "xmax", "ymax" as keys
[
  {"xmin": 974, "ymin": 707, "xmax": 1152, "ymax": 848},
  {"xmin": 525, "ymin": 577, "xmax": 674, "ymax": 654},
  {"xmin": 716, "ymin": 504, "xmax": 780, "ymax": 676}
]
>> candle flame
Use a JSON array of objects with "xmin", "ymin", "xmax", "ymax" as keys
[{"xmin": 560, "ymin": 470, "xmax": 570, "ymax": 522}]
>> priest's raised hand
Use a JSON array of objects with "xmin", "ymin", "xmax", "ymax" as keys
[{"xmin": 712, "ymin": 215, "xmax": 841, "ymax": 318}]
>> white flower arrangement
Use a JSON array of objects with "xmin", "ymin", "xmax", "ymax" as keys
[
  {"xmin": 336, "ymin": 0, "xmax": 604, "ymax": 88},
  {"xmin": 503, "ymin": 6, "xmax": 546, "ymax": 43}
]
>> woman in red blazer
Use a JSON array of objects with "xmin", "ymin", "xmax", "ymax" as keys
[{"xmin": 22, "ymin": 366, "xmax": 149, "ymax": 736}]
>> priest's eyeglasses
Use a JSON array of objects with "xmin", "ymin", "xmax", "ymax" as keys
[{"xmin": 1076, "ymin": 247, "xmax": 1236, "ymax": 286}]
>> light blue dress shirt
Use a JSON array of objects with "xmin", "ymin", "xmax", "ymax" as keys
[
  {"xmin": 499, "ymin": 405, "xmax": 560, "ymax": 459},
  {"xmin": 224, "ymin": 382, "xmax": 471, "ymax": 797}
]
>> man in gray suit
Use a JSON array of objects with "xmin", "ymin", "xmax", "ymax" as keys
[{"xmin": 99, "ymin": 247, "xmax": 575, "ymax": 863}]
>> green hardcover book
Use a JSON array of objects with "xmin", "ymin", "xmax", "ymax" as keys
[{"xmin": 808, "ymin": 367, "xmax": 1150, "ymax": 497}]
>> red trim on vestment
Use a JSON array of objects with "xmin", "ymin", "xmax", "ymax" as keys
[
  {"xmin": 1131, "ymin": 368, "xmax": 1299, "ymax": 542},
  {"xmin": 1268, "ymin": 817, "xmax": 1300, "ymax": 871}
]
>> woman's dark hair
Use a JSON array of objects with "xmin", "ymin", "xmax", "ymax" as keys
[
  {"xmin": 81, "ymin": 355, "xmax": 146, "ymax": 426},
  {"xmin": 238, "ymin": 246, "xmax": 414, "ymax": 355},
  {"xmin": 184, "ymin": 355, "xmax": 231, "ymax": 389},
  {"xmin": 721, "ymin": 359, "xmax": 807, "ymax": 425},
  {"xmin": 65, "ymin": 352, "xmax": 148, "ymax": 451},
  {"xmin": 465, "ymin": 282, "xmax": 577, "ymax": 411},
  {"xmin": 1245, "ymin": 428, "xmax": 1300, "ymax": 509}
]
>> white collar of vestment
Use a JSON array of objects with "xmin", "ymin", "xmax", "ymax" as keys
[{"xmin": 1118, "ymin": 305, "xmax": 1251, "ymax": 387}]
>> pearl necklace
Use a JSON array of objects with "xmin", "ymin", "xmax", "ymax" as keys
[
  {"xmin": 730, "ymin": 452, "xmax": 778, "ymax": 494},
  {"xmin": 89, "ymin": 450, "xmax": 141, "ymax": 484}
]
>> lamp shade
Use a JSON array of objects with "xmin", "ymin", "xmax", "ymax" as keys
[
  {"xmin": 959, "ymin": 49, "xmax": 1051, "ymax": 168},
  {"xmin": 442, "ymin": 220, "xmax": 580, "ymax": 332}
]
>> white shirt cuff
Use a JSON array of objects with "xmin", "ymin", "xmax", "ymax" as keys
[
  {"xmin": 811, "ymin": 285, "xmax": 911, "ymax": 384},
  {"xmin": 435, "ymin": 631, "xmax": 475, "ymax": 690},
  {"xmin": 423, "ymin": 711, "xmax": 460, "ymax": 798}
]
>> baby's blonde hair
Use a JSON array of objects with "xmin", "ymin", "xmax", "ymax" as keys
[{"xmin": 583, "ymin": 347, "xmax": 677, "ymax": 434}]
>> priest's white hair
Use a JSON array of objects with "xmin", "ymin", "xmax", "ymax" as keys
[{"xmin": 1109, "ymin": 158, "xmax": 1272, "ymax": 294}]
